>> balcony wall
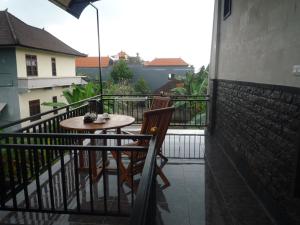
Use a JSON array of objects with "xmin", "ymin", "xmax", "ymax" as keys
[
  {"xmin": 209, "ymin": 79, "xmax": 300, "ymax": 225},
  {"xmin": 18, "ymin": 76, "xmax": 86, "ymax": 90}
]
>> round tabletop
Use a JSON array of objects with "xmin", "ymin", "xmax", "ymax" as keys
[{"xmin": 59, "ymin": 114, "xmax": 135, "ymax": 132}]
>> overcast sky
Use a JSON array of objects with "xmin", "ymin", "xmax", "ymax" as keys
[{"xmin": 0, "ymin": 0, "xmax": 214, "ymax": 71}]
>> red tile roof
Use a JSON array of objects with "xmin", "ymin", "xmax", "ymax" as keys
[
  {"xmin": 145, "ymin": 58, "xmax": 189, "ymax": 67},
  {"xmin": 76, "ymin": 56, "xmax": 111, "ymax": 68}
]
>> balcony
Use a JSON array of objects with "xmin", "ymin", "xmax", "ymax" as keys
[
  {"xmin": 0, "ymin": 95, "xmax": 274, "ymax": 225},
  {"xmin": 17, "ymin": 76, "xmax": 86, "ymax": 90}
]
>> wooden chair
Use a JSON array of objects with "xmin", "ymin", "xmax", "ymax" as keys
[
  {"xmin": 150, "ymin": 96, "xmax": 171, "ymax": 165},
  {"xmin": 117, "ymin": 107, "xmax": 175, "ymax": 189},
  {"xmin": 150, "ymin": 96, "xmax": 171, "ymax": 110}
]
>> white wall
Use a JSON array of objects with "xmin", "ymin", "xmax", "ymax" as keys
[
  {"xmin": 18, "ymin": 87, "xmax": 68, "ymax": 123},
  {"xmin": 210, "ymin": 0, "xmax": 300, "ymax": 88},
  {"xmin": 16, "ymin": 47, "xmax": 76, "ymax": 78}
]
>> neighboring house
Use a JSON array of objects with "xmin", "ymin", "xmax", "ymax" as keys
[
  {"xmin": 0, "ymin": 10, "xmax": 86, "ymax": 127},
  {"xmin": 153, "ymin": 78, "xmax": 183, "ymax": 95},
  {"xmin": 209, "ymin": 0, "xmax": 300, "ymax": 224},
  {"xmin": 76, "ymin": 54, "xmax": 193, "ymax": 91},
  {"xmin": 75, "ymin": 56, "xmax": 113, "ymax": 82},
  {"xmin": 139, "ymin": 58, "xmax": 192, "ymax": 91}
]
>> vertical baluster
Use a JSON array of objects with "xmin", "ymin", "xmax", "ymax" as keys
[
  {"xmin": 0, "ymin": 137, "xmax": 6, "ymax": 207},
  {"xmin": 20, "ymin": 136, "xmax": 30, "ymax": 209},
  {"xmin": 60, "ymin": 148, "xmax": 68, "ymax": 211},
  {"xmin": 73, "ymin": 148, "xmax": 81, "ymax": 212},
  {"xmin": 102, "ymin": 151, "xmax": 107, "ymax": 213},
  {"xmin": 88, "ymin": 150, "xmax": 94, "ymax": 212},
  {"xmin": 47, "ymin": 138, "xmax": 55, "ymax": 211},
  {"xmin": 131, "ymin": 153, "xmax": 134, "ymax": 208},
  {"xmin": 194, "ymin": 101, "xmax": 197, "ymax": 126},
  {"xmin": 117, "ymin": 151, "xmax": 121, "ymax": 214},
  {"xmin": 13, "ymin": 136, "xmax": 21, "ymax": 185},
  {"xmin": 189, "ymin": 99, "xmax": 192, "ymax": 126},
  {"xmin": 33, "ymin": 144, "xmax": 43, "ymax": 210},
  {"xmin": 6, "ymin": 137, "xmax": 17, "ymax": 208}
]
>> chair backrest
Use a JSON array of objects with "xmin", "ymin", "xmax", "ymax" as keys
[
  {"xmin": 140, "ymin": 107, "xmax": 175, "ymax": 150},
  {"xmin": 150, "ymin": 96, "xmax": 171, "ymax": 110}
]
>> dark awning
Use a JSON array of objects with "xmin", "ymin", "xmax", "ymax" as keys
[{"xmin": 49, "ymin": 0, "xmax": 99, "ymax": 18}]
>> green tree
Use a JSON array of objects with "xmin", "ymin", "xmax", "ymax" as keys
[
  {"xmin": 134, "ymin": 78, "xmax": 151, "ymax": 94},
  {"xmin": 110, "ymin": 60, "xmax": 133, "ymax": 83},
  {"xmin": 171, "ymin": 65, "xmax": 209, "ymax": 125},
  {"xmin": 42, "ymin": 82, "xmax": 100, "ymax": 108},
  {"xmin": 172, "ymin": 65, "xmax": 208, "ymax": 96}
]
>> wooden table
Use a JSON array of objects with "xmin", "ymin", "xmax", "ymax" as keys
[{"xmin": 60, "ymin": 114, "xmax": 135, "ymax": 181}]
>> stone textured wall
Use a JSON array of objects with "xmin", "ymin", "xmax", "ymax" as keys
[{"xmin": 212, "ymin": 79, "xmax": 300, "ymax": 223}]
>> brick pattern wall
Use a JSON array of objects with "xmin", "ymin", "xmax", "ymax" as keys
[{"xmin": 213, "ymin": 79, "xmax": 300, "ymax": 202}]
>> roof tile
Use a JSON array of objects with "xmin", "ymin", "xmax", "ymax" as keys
[
  {"xmin": 76, "ymin": 56, "xmax": 111, "ymax": 68},
  {"xmin": 145, "ymin": 58, "xmax": 189, "ymax": 67}
]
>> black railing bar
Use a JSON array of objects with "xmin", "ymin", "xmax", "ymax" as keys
[
  {"xmin": 129, "ymin": 136, "xmax": 157, "ymax": 225},
  {"xmin": 0, "ymin": 133, "xmax": 152, "ymax": 140},
  {"xmin": 73, "ymin": 150, "xmax": 81, "ymax": 212},
  {"xmin": 0, "ymin": 207, "xmax": 130, "ymax": 216},
  {"xmin": 0, "ymin": 101, "xmax": 89, "ymax": 130},
  {"xmin": 0, "ymin": 144, "xmax": 149, "ymax": 152},
  {"xmin": 15, "ymin": 104, "xmax": 88, "ymax": 132},
  {"xmin": 88, "ymin": 151, "xmax": 94, "ymax": 212},
  {"xmin": 102, "ymin": 94, "xmax": 210, "ymax": 97}
]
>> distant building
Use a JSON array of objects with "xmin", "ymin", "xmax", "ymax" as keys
[
  {"xmin": 133, "ymin": 57, "xmax": 192, "ymax": 91},
  {"xmin": 76, "ymin": 53, "xmax": 193, "ymax": 91},
  {"xmin": 0, "ymin": 10, "xmax": 86, "ymax": 127},
  {"xmin": 76, "ymin": 56, "xmax": 113, "ymax": 82}
]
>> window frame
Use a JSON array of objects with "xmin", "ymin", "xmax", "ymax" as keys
[
  {"xmin": 26, "ymin": 54, "xmax": 38, "ymax": 76},
  {"xmin": 29, "ymin": 99, "xmax": 41, "ymax": 122},
  {"xmin": 51, "ymin": 57, "xmax": 57, "ymax": 76}
]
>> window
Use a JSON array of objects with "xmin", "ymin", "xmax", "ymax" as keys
[
  {"xmin": 26, "ymin": 55, "xmax": 38, "ymax": 76},
  {"xmin": 51, "ymin": 58, "xmax": 57, "ymax": 76},
  {"xmin": 223, "ymin": 0, "xmax": 232, "ymax": 20},
  {"xmin": 29, "ymin": 99, "xmax": 41, "ymax": 121},
  {"xmin": 168, "ymin": 73, "xmax": 176, "ymax": 80},
  {"xmin": 53, "ymin": 96, "xmax": 58, "ymax": 114}
]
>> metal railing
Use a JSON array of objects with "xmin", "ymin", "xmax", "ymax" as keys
[
  {"xmin": 0, "ymin": 94, "xmax": 209, "ymax": 132},
  {"xmin": 102, "ymin": 94, "xmax": 209, "ymax": 127},
  {"xmin": 0, "ymin": 132, "xmax": 153, "ymax": 217}
]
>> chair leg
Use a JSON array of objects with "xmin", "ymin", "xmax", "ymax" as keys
[
  {"xmin": 158, "ymin": 153, "xmax": 168, "ymax": 168},
  {"xmin": 156, "ymin": 166, "xmax": 170, "ymax": 187}
]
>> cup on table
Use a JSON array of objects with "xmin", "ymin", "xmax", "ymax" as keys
[{"xmin": 102, "ymin": 113, "xmax": 109, "ymax": 119}]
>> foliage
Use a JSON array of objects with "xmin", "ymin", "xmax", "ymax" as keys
[
  {"xmin": 110, "ymin": 60, "xmax": 133, "ymax": 83},
  {"xmin": 171, "ymin": 65, "xmax": 209, "ymax": 125},
  {"xmin": 171, "ymin": 65, "xmax": 208, "ymax": 96},
  {"xmin": 42, "ymin": 82, "xmax": 100, "ymax": 108},
  {"xmin": 134, "ymin": 78, "xmax": 151, "ymax": 94},
  {"xmin": 104, "ymin": 80, "xmax": 135, "ymax": 95}
]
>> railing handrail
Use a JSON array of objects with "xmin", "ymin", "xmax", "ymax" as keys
[
  {"xmin": 129, "ymin": 136, "xmax": 158, "ymax": 225},
  {"xmin": 0, "ymin": 132, "xmax": 152, "ymax": 140}
]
